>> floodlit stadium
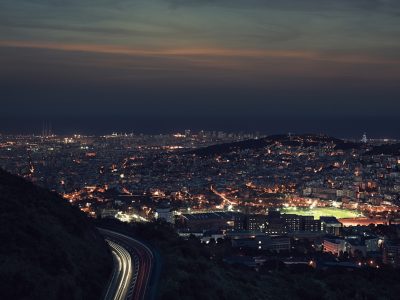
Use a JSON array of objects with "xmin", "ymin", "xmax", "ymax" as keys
[{"xmin": 280, "ymin": 207, "xmax": 364, "ymax": 219}]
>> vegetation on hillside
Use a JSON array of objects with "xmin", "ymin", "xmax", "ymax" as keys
[{"xmin": 0, "ymin": 170, "xmax": 112, "ymax": 300}]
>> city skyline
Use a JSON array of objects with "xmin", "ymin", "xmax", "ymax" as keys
[{"xmin": 1, "ymin": 115, "xmax": 400, "ymax": 138}]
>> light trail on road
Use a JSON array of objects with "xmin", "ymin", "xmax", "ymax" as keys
[
  {"xmin": 99, "ymin": 228, "xmax": 155, "ymax": 300},
  {"xmin": 104, "ymin": 240, "xmax": 133, "ymax": 300}
]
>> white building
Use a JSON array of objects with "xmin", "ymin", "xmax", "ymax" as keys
[
  {"xmin": 323, "ymin": 239, "xmax": 346, "ymax": 255},
  {"xmin": 155, "ymin": 207, "xmax": 174, "ymax": 224}
]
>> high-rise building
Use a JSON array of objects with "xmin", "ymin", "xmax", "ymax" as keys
[
  {"xmin": 283, "ymin": 214, "xmax": 302, "ymax": 232},
  {"xmin": 247, "ymin": 214, "xmax": 268, "ymax": 232},
  {"xmin": 302, "ymin": 216, "xmax": 321, "ymax": 232}
]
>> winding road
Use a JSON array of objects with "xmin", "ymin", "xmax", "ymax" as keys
[
  {"xmin": 103, "ymin": 240, "xmax": 133, "ymax": 300},
  {"xmin": 98, "ymin": 228, "xmax": 156, "ymax": 300}
]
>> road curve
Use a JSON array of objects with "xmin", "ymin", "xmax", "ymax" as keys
[
  {"xmin": 99, "ymin": 228, "xmax": 155, "ymax": 300},
  {"xmin": 104, "ymin": 240, "xmax": 133, "ymax": 300}
]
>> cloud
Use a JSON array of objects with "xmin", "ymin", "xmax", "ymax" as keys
[
  {"xmin": 0, "ymin": 20, "xmax": 173, "ymax": 38},
  {"xmin": 1, "ymin": 0, "xmax": 399, "ymax": 50},
  {"xmin": 165, "ymin": 0, "xmax": 400, "ymax": 12},
  {"xmin": 1, "ymin": 1, "xmax": 400, "ymax": 86}
]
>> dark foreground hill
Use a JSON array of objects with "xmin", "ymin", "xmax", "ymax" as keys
[{"xmin": 0, "ymin": 170, "xmax": 112, "ymax": 300}]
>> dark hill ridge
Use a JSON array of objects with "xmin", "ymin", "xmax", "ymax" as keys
[
  {"xmin": 189, "ymin": 134, "xmax": 360, "ymax": 156},
  {"xmin": 366, "ymin": 143, "xmax": 400, "ymax": 156},
  {"xmin": 0, "ymin": 169, "xmax": 112, "ymax": 300}
]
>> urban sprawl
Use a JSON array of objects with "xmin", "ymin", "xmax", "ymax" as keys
[{"xmin": 1, "ymin": 131, "xmax": 400, "ymax": 269}]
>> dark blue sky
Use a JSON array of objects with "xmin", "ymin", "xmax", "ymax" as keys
[{"xmin": 1, "ymin": 1, "xmax": 400, "ymax": 136}]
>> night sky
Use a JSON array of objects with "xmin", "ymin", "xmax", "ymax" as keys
[{"xmin": 1, "ymin": 1, "xmax": 400, "ymax": 137}]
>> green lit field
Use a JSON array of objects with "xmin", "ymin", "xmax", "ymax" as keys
[{"xmin": 280, "ymin": 207, "xmax": 363, "ymax": 219}]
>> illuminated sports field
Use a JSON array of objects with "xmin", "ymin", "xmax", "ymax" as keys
[{"xmin": 280, "ymin": 207, "xmax": 364, "ymax": 219}]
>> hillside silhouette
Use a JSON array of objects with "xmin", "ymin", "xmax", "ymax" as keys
[{"xmin": 0, "ymin": 169, "xmax": 112, "ymax": 300}]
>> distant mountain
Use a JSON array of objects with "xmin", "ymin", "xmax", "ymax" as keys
[
  {"xmin": 189, "ymin": 134, "xmax": 360, "ymax": 156},
  {"xmin": 0, "ymin": 170, "xmax": 112, "ymax": 300}
]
